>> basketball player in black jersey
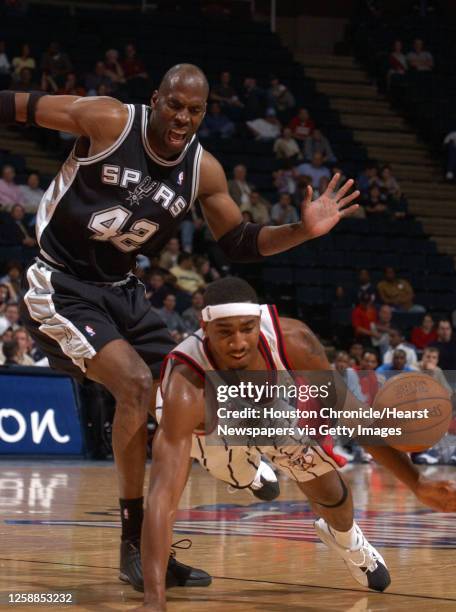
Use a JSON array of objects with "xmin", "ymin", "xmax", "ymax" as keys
[{"xmin": 0, "ymin": 64, "xmax": 359, "ymax": 592}]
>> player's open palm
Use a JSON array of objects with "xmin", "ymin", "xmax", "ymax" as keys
[
  {"xmin": 415, "ymin": 477, "xmax": 456, "ymax": 512},
  {"xmin": 299, "ymin": 173, "xmax": 359, "ymax": 240}
]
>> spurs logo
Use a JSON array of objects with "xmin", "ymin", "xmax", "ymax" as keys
[
  {"xmin": 63, "ymin": 328, "xmax": 74, "ymax": 346},
  {"xmin": 126, "ymin": 177, "xmax": 158, "ymax": 207}
]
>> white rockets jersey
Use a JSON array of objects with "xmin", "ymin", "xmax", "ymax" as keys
[
  {"xmin": 161, "ymin": 304, "xmax": 291, "ymax": 393},
  {"xmin": 159, "ymin": 304, "xmax": 339, "ymax": 488}
]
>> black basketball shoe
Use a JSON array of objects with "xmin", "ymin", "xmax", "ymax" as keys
[{"xmin": 119, "ymin": 538, "xmax": 212, "ymax": 592}]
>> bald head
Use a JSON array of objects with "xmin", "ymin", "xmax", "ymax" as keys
[
  {"xmin": 159, "ymin": 64, "xmax": 209, "ymax": 98},
  {"xmin": 149, "ymin": 63, "xmax": 208, "ymax": 158}
]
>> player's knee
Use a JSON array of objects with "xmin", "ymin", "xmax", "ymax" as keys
[
  {"xmin": 130, "ymin": 369, "xmax": 154, "ymax": 402},
  {"xmin": 307, "ymin": 472, "xmax": 350, "ymax": 508},
  {"xmin": 117, "ymin": 368, "xmax": 153, "ymax": 409}
]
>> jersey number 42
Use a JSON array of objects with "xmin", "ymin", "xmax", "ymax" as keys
[{"xmin": 88, "ymin": 206, "xmax": 159, "ymax": 253}]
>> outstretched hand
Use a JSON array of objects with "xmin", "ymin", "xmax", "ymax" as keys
[
  {"xmin": 415, "ymin": 477, "xmax": 456, "ymax": 512},
  {"xmin": 299, "ymin": 173, "xmax": 360, "ymax": 240}
]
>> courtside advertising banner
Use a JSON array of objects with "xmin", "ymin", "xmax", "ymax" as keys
[{"xmin": 0, "ymin": 369, "xmax": 84, "ymax": 455}]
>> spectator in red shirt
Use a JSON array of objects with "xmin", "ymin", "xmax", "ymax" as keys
[
  {"xmin": 357, "ymin": 349, "xmax": 381, "ymax": 404},
  {"xmin": 411, "ymin": 313, "xmax": 437, "ymax": 351},
  {"xmin": 351, "ymin": 291, "xmax": 379, "ymax": 344},
  {"xmin": 389, "ymin": 40, "xmax": 407, "ymax": 73},
  {"xmin": 288, "ymin": 108, "xmax": 315, "ymax": 142}
]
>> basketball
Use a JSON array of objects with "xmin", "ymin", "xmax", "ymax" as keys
[{"xmin": 372, "ymin": 372, "xmax": 452, "ymax": 452}]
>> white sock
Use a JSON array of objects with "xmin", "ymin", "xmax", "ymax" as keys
[{"xmin": 329, "ymin": 522, "xmax": 358, "ymax": 549}]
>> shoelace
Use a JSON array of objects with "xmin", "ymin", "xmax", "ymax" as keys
[
  {"xmin": 349, "ymin": 537, "xmax": 378, "ymax": 573},
  {"xmin": 327, "ymin": 523, "xmax": 379, "ymax": 574},
  {"xmin": 170, "ymin": 538, "xmax": 192, "ymax": 559}
]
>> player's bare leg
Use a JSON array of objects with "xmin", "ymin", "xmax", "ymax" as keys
[
  {"xmin": 299, "ymin": 471, "xmax": 354, "ymax": 531},
  {"xmin": 86, "ymin": 339, "xmax": 150, "ymax": 499},
  {"xmin": 85, "ymin": 339, "xmax": 150, "ymax": 589},
  {"xmin": 299, "ymin": 470, "xmax": 390, "ymax": 592},
  {"xmin": 86, "ymin": 339, "xmax": 210, "ymax": 591}
]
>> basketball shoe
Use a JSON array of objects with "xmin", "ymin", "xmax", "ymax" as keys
[
  {"xmin": 411, "ymin": 449, "xmax": 439, "ymax": 465},
  {"xmin": 249, "ymin": 460, "xmax": 280, "ymax": 501},
  {"xmin": 314, "ymin": 519, "xmax": 390, "ymax": 592},
  {"xmin": 119, "ymin": 538, "xmax": 212, "ymax": 592}
]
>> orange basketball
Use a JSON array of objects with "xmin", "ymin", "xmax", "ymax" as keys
[{"xmin": 372, "ymin": 372, "xmax": 452, "ymax": 452}]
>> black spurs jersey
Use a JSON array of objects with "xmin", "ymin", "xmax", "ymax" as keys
[{"xmin": 36, "ymin": 104, "xmax": 203, "ymax": 282}]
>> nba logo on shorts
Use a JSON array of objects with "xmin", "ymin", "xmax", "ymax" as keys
[
  {"xmin": 85, "ymin": 325, "xmax": 96, "ymax": 337},
  {"xmin": 177, "ymin": 171, "xmax": 184, "ymax": 185}
]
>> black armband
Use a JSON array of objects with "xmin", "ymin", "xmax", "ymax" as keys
[
  {"xmin": 217, "ymin": 222, "xmax": 264, "ymax": 262},
  {"xmin": 0, "ymin": 91, "xmax": 16, "ymax": 125},
  {"xmin": 26, "ymin": 91, "xmax": 48, "ymax": 127},
  {"xmin": 0, "ymin": 90, "xmax": 47, "ymax": 126}
]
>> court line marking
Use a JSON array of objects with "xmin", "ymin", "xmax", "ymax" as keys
[
  {"xmin": 214, "ymin": 575, "xmax": 456, "ymax": 602},
  {"xmin": 0, "ymin": 558, "xmax": 455, "ymax": 602}
]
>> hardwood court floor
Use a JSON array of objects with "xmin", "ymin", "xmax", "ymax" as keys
[{"xmin": 1, "ymin": 461, "xmax": 456, "ymax": 611}]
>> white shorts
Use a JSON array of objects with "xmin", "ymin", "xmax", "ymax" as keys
[
  {"xmin": 192, "ymin": 435, "xmax": 339, "ymax": 488},
  {"xmin": 156, "ymin": 392, "xmax": 339, "ymax": 489}
]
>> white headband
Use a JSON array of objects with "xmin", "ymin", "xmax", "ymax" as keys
[{"xmin": 201, "ymin": 303, "xmax": 261, "ymax": 322}]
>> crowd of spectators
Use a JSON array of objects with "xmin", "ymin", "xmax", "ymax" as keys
[
  {"xmin": 222, "ymin": 155, "xmax": 407, "ymax": 228},
  {"xmin": 0, "ymin": 35, "xmax": 454, "ymax": 464},
  {"xmin": 0, "ymin": 164, "xmax": 39, "ymax": 259},
  {"xmin": 0, "ymin": 41, "xmax": 438, "ymax": 375},
  {"xmin": 0, "ymin": 35, "xmax": 410, "ymax": 250},
  {"xmin": 340, "ymin": 263, "xmax": 456, "ymax": 464},
  {"xmin": 0, "ymin": 38, "xmax": 151, "ymax": 155},
  {"xmin": 330, "ymin": 334, "xmax": 455, "ymax": 465},
  {"xmin": 0, "ymin": 242, "xmax": 215, "ymax": 367},
  {"xmin": 0, "ymin": 261, "xmax": 47, "ymax": 367},
  {"xmin": 354, "ymin": 6, "xmax": 455, "ymax": 182},
  {"xmin": 330, "ymin": 262, "xmax": 456, "ymax": 465},
  {"xmin": 0, "ymin": 39, "xmax": 150, "ymax": 100},
  {"xmin": 356, "ymin": 163, "xmax": 407, "ymax": 219},
  {"xmin": 350, "ymin": 266, "xmax": 443, "ymax": 356}
]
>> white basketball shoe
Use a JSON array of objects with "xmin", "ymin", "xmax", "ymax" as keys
[{"xmin": 314, "ymin": 518, "xmax": 391, "ymax": 592}]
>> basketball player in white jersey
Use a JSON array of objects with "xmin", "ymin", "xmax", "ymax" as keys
[
  {"xmin": 0, "ymin": 64, "xmax": 359, "ymax": 590},
  {"xmin": 138, "ymin": 277, "xmax": 456, "ymax": 611}
]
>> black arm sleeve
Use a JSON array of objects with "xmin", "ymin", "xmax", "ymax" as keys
[
  {"xmin": 26, "ymin": 91, "xmax": 48, "ymax": 126},
  {"xmin": 216, "ymin": 222, "xmax": 265, "ymax": 263},
  {"xmin": 0, "ymin": 91, "xmax": 16, "ymax": 124},
  {"xmin": 0, "ymin": 90, "xmax": 47, "ymax": 126}
]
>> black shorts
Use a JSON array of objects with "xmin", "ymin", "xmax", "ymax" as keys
[{"xmin": 20, "ymin": 259, "xmax": 175, "ymax": 382}]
